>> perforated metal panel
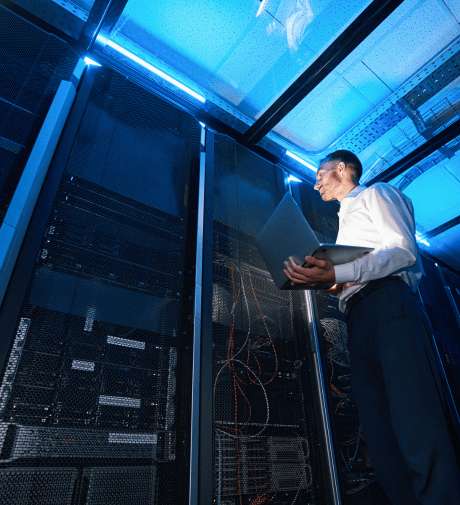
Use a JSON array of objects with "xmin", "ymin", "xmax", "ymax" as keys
[
  {"xmin": 211, "ymin": 134, "xmax": 336, "ymax": 505},
  {"xmin": 0, "ymin": 67, "xmax": 200, "ymax": 504},
  {"xmin": 312, "ymin": 291, "xmax": 390, "ymax": 504},
  {"xmin": 0, "ymin": 5, "xmax": 79, "ymax": 225}
]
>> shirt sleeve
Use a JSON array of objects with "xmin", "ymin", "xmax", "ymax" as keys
[{"xmin": 334, "ymin": 184, "xmax": 418, "ymax": 284}]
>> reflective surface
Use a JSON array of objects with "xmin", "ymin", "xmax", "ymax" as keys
[{"xmin": 108, "ymin": 0, "xmax": 373, "ymax": 122}]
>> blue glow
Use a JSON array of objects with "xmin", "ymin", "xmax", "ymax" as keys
[
  {"xmin": 286, "ymin": 151, "xmax": 317, "ymax": 172},
  {"xmin": 415, "ymin": 232, "xmax": 430, "ymax": 247},
  {"xmin": 288, "ymin": 175, "xmax": 302, "ymax": 182},
  {"xmin": 84, "ymin": 57, "xmax": 101, "ymax": 66},
  {"xmin": 105, "ymin": 40, "xmax": 206, "ymax": 103},
  {"xmin": 199, "ymin": 122, "xmax": 206, "ymax": 128}
]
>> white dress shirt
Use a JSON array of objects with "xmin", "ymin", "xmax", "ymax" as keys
[{"xmin": 333, "ymin": 183, "xmax": 424, "ymax": 312}]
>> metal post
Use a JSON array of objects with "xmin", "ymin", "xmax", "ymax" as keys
[
  {"xmin": 189, "ymin": 126, "xmax": 214, "ymax": 505},
  {"xmin": 0, "ymin": 62, "xmax": 98, "ymax": 383},
  {"xmin": 301, "ymin": 290, "xmax": 342, "ymax": 505},
  {"xmin": 189, "ymin": 125, "xmax": 206, "ymax": 505},
  {"xmin": 0, "ymin": 59, "xmax": 87, "ymax": 307}
]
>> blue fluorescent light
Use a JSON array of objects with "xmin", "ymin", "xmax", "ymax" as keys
[
  {"xmin": 286, "ymin": 151, "xmax": 317, "ymax": 172},
  {"xmin": 106, "ymin": 40, "xmax": 206, "ymax": 103},
  {"xmin": 288, "ymin": 175, "xmax": 302, "ymax": 182},
  {"xmin": 84, "ymin": 57, "xmax": 101, "ymax": 66},
  {"xmin": 415, "ymin": 232, "xmax": 430, "ymax": 246},
  {"xmin": 199, "ymin": 122, "xmax": 206, "ymax": 128},
  {"xmin": 257, "ymin": 0, "xmax": 269, "ymax": 16}
]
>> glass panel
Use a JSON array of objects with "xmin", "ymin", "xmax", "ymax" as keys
[
  {"xmin": 106, "ymin": 0, "xmax": 373, "ymax": 124},
  {"xmin": 271, "ymin": 0, "xmax": 460, "ymax": 154}
]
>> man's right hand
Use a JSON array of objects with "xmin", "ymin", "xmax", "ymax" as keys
[{"xmin": 322, "ymin": 283, "xmax": 344, "ymax": 296}]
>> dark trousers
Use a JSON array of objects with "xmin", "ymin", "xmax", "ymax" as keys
[{"xmin": 346, "ymin": 279, "xmax": 460, "ymax": 505}]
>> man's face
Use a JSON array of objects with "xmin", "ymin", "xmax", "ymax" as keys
[{"xmin": 314, "ymin": 161, "xmax": 342, "ymax": 201}]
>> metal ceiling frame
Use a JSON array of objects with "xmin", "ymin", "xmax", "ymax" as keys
[
  {"xmin": 367, "ymin": 118, "xmax": 460, "ymax": 185},
  {"xmin": 1, "ymin": 0, "xmax": 127, "ymax": 52},
  {"xmin": 367, "ymin": 117, "xmax": 460, "ymax": 241},
  {"xmin": 425, "ymin": 216, "xmax": 460, "ymax": 240},
  {"xmin": 242, "ymin": 0, "xmax": 405, "ymax": 145}
]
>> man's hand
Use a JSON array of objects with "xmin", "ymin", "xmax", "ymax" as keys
[{"xmin": 283, "ymin": 255, "xmax": 336, "ymax": 286}]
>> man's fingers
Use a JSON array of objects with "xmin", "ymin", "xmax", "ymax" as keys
[
  {"xmin": 284, "ymin": 268, "xmax": 307, "ymax": 284},
  {"xmin": 305, "ymin": 255, "xmax": 328, "ymax": 268}
]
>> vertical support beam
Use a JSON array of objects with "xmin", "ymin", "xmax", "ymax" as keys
[
  {"xmin": 302, "ymin": 291, "xmax": 342, "ymax": 505},
  {"xmin": 189, "ymin": 125, "xmax": 206, "ymax": 505},
  {"xmin": 0, "ymin": 71, "xmax": 79, "ymax": 307},
  {"xmin": 0, "ymin": 63, "xmax": 98, "ymax": 383},
  {"xmin": 189, "ymin": 127, "xmax": 214, "ymax": 505}
]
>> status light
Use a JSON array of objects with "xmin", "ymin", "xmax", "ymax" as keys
[{"xmin": 286, "ymin": 151, "xmax": 317, "ymax": 172}]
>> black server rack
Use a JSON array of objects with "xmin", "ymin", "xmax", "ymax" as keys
[
  {"xmin": 0, "ymin": 5, "xmax": 79, "ymax": 226},
  {"xmin": 418, "ymin": 255, "xmax": 460, "ymax": 434},
  {"xmin": 0, "ymin": 67, "xmax": 200, "ymax": 504},
  {"xmin": 210, "ymin": 134, "xmax": 338, "ymax": 505}
]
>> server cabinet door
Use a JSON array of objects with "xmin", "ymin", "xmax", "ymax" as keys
[
  {"xmin": 210, "ymin": 134, "xmax": 340, "ymax": 505},
  {"xmin": 0, "ymin": 67, "xmax": 201, "ymax": 505}
]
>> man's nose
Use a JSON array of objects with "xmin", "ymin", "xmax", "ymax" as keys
[{"xmin": 314, "ymin": 181, "xmax": 320, "ymax": 190}]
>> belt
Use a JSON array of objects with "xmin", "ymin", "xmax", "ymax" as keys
[{"xmin": 344, "ymin": 276, "xmax": 401, "ymax": 321}]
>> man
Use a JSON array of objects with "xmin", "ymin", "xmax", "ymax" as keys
[{"xmin": 283, "ymin": 150, "xmax": 460, "ymax": 504}]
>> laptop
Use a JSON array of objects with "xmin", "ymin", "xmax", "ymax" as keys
[{"xmin": 255, "ymin": 192, "xmax": 374, "ymax": 290}]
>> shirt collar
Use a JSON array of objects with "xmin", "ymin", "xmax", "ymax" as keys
[{"xmin": 342, "ymin": 184, "xmax": 367, "ymax": 202}]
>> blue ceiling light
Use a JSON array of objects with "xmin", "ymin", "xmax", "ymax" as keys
[
  {"xmin": 84, "ymin": 57, "xmax": 101, "ymax": 66},
  {"xmin": 199, "ymin": 122, "xmax": 206, "ymax": 128},
  {"xmin": 256, "ymin": 0, "xmax": 269, "ymax": 17},
  {"xmin": 105, "ymin": 40, "xmax": 206, "ymax": 103},
  {"xmin": 415, "ymin": 232, "xmax": 430, "ymax": 247},
  {"xmin": 287, "ymin": 175, "xmax": 302, "ymax": 182},
  {"xmin": 286, "ymin": 151, "xmax": 317, "ymax": 173}
]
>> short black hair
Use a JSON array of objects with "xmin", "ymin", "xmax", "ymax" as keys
[{"xmin": 320, "ymin": 150, "xmax": 362, "ymax": 183}]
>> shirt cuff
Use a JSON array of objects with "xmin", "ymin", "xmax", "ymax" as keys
[{"xmin": 334, "ymin": 262, "xmax": 356, "ymax": 284}]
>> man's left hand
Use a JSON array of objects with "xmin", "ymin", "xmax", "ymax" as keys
[{"xmin": 284, "ymin": 256, "xmax": 336, "ymax": 286}]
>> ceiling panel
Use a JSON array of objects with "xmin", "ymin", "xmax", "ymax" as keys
[
  {"xmin": 274, "ymin": 77, "xmax": 374, "ymax": 150},
  {"xmin": 107, "ymin": 0, "xmax": 373, "ymax": 121},
  {"xmin": 271, "ymin": 0, "xmax": 460, "ymax": 153},
  {"xmin": 362, "ymin": 0, "xmax": 460, "ymax": 91},
  {"xmin": 445, "ymin": 156, "xmax": 460, "ymax": 182},
  {"xmin": 443, "ymin": 0, "xmax": 460, "ymax": 23}
]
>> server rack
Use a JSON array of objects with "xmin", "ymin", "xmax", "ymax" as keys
[
  {"xmin": 209, "ymin": 134, "xmax": 340, "ymax": 505},
  {"xmin": 0, "ymin": 64, "xmax": 200, "ymax": 504},
  {"xmin": 0, "ymin": 5, "xmax": 79, "ymax": 226},
  {"xmin": 418, "ymin": 255, "xmax": 460, "ymax": 443}
]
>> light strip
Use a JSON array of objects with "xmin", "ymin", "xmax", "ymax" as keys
[
  {"xmin": 257, "ymin": 0, "xmax": 269, "ymax": 17},
  {"xmin": 106, "ymin": 40, "xmax": 206, "ymax": 103},
  {"xmin": 288, "ymin": 175, "xmax": 302, "ymax": 182},
  {"xmin": 286, "ymin": 151, "xmax": 317, "ymax": 172},
  {"xmin": 415, "ymin": 232, "xmax": 430, "ymax": 246},
  {"xmin": 84, "ymin": 57, "xmax": 101, "ymax": 67}
]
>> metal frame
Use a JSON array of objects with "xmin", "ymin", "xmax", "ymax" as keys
[
  {"xmin": 425, "ymin": 215, "xmax": 460, "ymax": 240},
  {"xmin": 196, "ymin": 128, "xmax": 215, "ymax": 505},
  {"xmin": 301, "ymin": 290, "xmax": 342, "ymax": 505},
  {"xmin": 189, "ymin": 126, "xmax": 211, "ymax": 505},
  {"xmin": 367, "ymin": 117, "xmax": 460, "ymax": 185},
  {"xmin": 0, "ymin": 63, "xmax": 98, "ymax": 384},
  {"xmin": 243, "ymin": 0, "xmax": 405, "ymax": 145}
]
